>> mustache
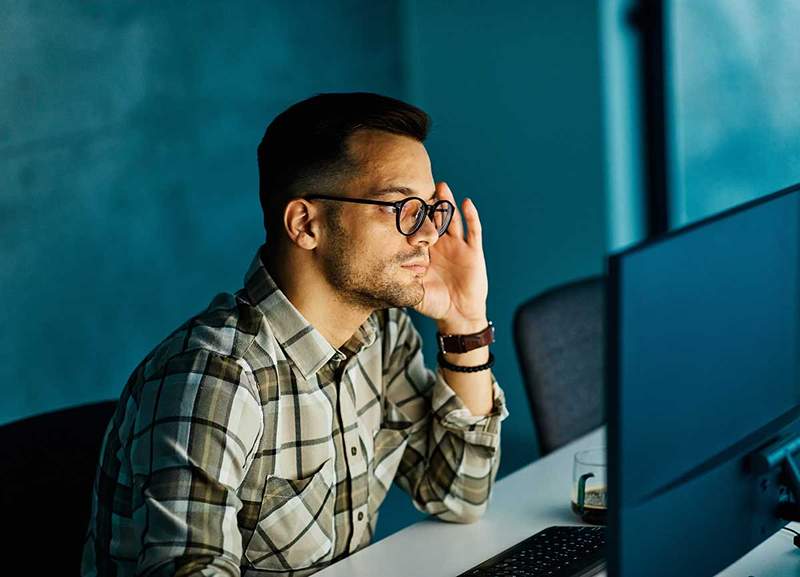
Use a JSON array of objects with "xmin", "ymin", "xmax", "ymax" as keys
[{"xmin": 397, "ymin": 252, "xmax": 429, "ymax": 265}]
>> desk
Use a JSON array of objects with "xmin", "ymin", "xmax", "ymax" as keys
[{"xmin": 316, "ymin": 428, "xmax": 800, "ymax": 577}]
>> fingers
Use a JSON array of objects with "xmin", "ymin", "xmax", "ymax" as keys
[
  {"xmin": 463, "ymin": 197, "xmax": 483, "ymax": 249},
  {"xmin": 438, "ymin": 181, "xmax": 482, "ymax": 248},
  {"xmin": 438, "ymin": 181, "xmax": 464, "ymax": 240}
]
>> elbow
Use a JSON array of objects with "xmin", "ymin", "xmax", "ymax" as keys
[{"xmin": 435, "ymin": 502, "xmax": 488, "ymax": 524}]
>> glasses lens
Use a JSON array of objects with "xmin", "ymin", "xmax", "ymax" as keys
[
  {"xmin": 399, "ymin": 198, "xmax": 427, "ymax": 234},
  {"xmin": 433, "ymin": 201, "xmax": 454, "ymax": 235}
]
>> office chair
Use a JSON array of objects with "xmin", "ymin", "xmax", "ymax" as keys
[
  {"xmin": 0, "ymin": 400, "xmax": 117, "ymax": 574},
  {"xmin": 513, "ymin": 275, "xmax": 605, "ymax": 456}
]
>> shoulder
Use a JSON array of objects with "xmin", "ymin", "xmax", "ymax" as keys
[
  {"xmin": 182, "ymin": 291, "xmax": 264, "ymax": 359},
  {"xmin": 134, "ymin": 291, "xmax": 269, "ymax": 390},
  {"xmin": 150, "ymin": 291, "xmax": 267, "ymax": 360}
]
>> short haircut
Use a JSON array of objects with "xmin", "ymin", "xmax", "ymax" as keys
[{"xmin": 257, "ymin": 92, "xmax": 430, "ymax": 241}]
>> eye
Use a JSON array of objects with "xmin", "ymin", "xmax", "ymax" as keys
[{"xmin": 380, "ymin": 205, "xmax": 397, "ymax": 214}]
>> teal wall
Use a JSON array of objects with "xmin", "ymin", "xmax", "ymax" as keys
[
  {"xmin": 0, "ymin": 1, "xmax": 406, "ymax": 424},
  {"xmin": 1, "ymin": 1, "xmax": 607, "ymax": 540}
]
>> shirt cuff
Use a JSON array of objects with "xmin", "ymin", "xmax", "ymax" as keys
[{"xmin": 431, "ymin": 368, "xmax": 509, "ymax": 447}]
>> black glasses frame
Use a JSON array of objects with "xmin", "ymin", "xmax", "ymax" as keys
[{"xmin": 304, "ymin": 194, "xmax": 455, "ymax": 237}]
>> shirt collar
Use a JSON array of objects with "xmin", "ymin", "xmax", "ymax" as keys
[{"xmin": 243, "ymin": 245, "xmax": 379, "ymax": 378}]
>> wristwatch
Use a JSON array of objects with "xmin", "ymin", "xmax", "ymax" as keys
[{"xmin": 437, "ymin": 321, "xmax": 495, "ymax": 354}]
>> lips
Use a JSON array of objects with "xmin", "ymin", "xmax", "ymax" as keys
[{"xmin": 401, "ymin": 260, "xmax": 429, "ymax": 275}]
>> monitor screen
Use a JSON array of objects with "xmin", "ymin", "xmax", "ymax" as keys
[{"xmin": 606, "ymin": 183, "xmax": 800, "ymax": 576}]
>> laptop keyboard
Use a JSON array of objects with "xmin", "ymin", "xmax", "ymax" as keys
[{"xmin": 458, "ymin": 525, "xmax": 606, "ymax": 577}]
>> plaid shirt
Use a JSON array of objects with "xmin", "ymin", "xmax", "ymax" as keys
[{"xmin": 82, "ymin": 246, "xmax": 508, "ymax": 577}]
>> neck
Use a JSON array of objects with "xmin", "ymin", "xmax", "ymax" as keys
[{"xmin": 261, "ymin": 246, "xmax": 371, "ymax": 349}]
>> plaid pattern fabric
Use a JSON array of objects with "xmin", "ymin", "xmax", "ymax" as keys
[{"xmin": 82, "ymin": 246, "xmax": 508, "ymax": 577}]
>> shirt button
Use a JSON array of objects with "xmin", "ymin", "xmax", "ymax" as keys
[
  {"xmin": 357, "ymin": 511, "xmax": 364, "ymax": 521},
  {"xmin": 351, "ymin": 446, "xmax": 358, "ymax": 456}
]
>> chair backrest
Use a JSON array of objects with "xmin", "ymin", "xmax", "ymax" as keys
[
  {"xmin": 513, "ymin": 275, "xmax": 605, "ymax": 456},
  {"xmin": 0, "ymin": 400, "xmax": 118, "ymax": 574}
]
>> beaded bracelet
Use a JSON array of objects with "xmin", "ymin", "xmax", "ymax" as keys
[{"xmin": 437, "ymin": 351, "xmax": 495, "ymax": 373}]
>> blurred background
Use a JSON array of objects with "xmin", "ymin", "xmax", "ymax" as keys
[{"xmin": 2, "ymin": 0, "xmax": 799, "ymax": 541}]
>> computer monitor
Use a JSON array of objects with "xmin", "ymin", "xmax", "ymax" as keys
[{"xmin": 605, "ymin": 182, "xmax": 800, "ymax": 576}]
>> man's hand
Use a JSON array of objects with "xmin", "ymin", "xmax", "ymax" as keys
[{"xmin": 414, "ymin": 181, "xmax": 489, "ymax": 334}]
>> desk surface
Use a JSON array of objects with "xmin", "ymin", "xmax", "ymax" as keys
[{"xmin": 316, "ymin": 428, "xmax": 800, "ymax": 577}]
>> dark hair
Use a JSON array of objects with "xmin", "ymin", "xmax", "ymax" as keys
[{"xmin": 257, "ymin": 92, "xmax": 430, "ymax": 240}]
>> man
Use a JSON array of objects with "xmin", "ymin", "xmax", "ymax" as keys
[{"xmin": 82, "ymin": 92, "xmax": 508, "ymax": 577}]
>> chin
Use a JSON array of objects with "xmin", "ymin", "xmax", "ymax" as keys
[
  {"xmin": 379, "ymin": 280, "xmax": 423, "ymax": 309},
  {"xmin": 400, "ymin": 284, "xmax": 425, "ymax": 308}
]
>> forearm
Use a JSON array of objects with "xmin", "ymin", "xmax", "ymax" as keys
[
  {"xmin": 140, "ymin": 553, "xmax": 241, "ymax": 577},
  {"xmin": 438, "ymin": 318, "xmax": 494, "ymax": 416},
  {"xmin": 403, "ymin": 433, "xmax": 500, "ymax": 524},
  {"xmin": 385, "ymin": 309, "xmax": 507, "ymax": 522},
  {"xmin": 402, "ymin": 367, "xmax": 506, "ymax": 523}
]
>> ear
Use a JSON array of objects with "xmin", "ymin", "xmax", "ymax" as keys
[{"xmin": 283, "ymin": 199, "xmax": 320, "ymax": 250}]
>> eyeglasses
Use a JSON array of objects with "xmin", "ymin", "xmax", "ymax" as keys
[{"xmin": 304, "ymin": 194, "xmax": 455, "ymax": 237}]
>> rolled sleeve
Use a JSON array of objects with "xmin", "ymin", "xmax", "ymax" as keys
[{"xmin": 431, "ymin": 369, "xmax": 509, "ymax": 450}]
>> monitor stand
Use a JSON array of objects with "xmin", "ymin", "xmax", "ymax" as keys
[{"xmin": 751, "ymin": 433, "xmax": 800, "ymax": 522}]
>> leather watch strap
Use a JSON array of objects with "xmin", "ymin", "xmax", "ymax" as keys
[{"xmin": 437, "ymin": 321, "xmax": 495, "ymax": 354}]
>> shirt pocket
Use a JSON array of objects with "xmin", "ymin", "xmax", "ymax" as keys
[{"xmin": 244, "ymin": 458, "xmax": 336, "ymax": 572}]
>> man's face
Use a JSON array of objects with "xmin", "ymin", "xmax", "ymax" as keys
[{"xmin": 317, "ymin": 129, "xmax": 439, "ymax": 311}]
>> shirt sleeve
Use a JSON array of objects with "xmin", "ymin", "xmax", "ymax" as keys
[
  {"xmin": 129, "ymin": 349, "xmax": 263, "ymax": 577},
  {"xmin": 382, "ymin": 309, "xmax": 509, "ymax": 523}
]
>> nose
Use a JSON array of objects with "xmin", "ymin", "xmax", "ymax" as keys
[{"xmin": 408, "ymin": 209, "xmax": 439, "ymax": 246}]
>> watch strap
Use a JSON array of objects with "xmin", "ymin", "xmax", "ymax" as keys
[{"xmin": 437, "ymin": 321, "xmax": 495, "ymax": 354}]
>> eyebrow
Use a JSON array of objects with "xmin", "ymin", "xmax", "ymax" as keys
[{"xmin": 369, "ymin": 186, "xmax": 437, "ymax": 202}]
